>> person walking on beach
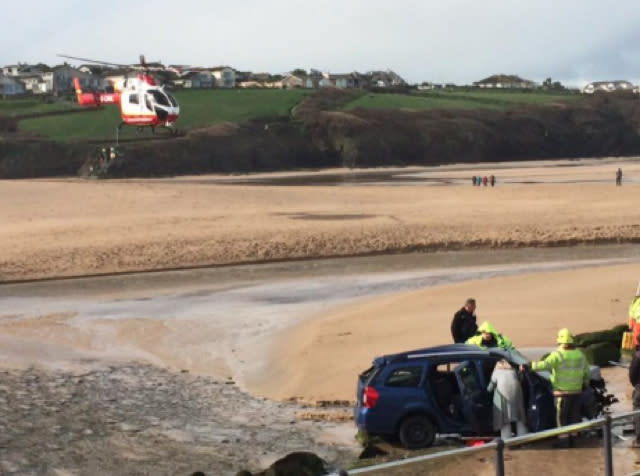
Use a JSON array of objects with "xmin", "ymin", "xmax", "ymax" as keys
[
  {"xmin": 451, "ymin": 298, "xmax": 478, "ymax": 343},
  {"xmin": 629, "ymin": 334, "xmax": 640, "ymax": 447},
  {"xmin": 482, "ymin": 176, "xmax": 488, "ymax": 186},
  {"xmin": 616, "ymin": 168, "xmax": 622, "ymax": 186},
  {"xmin": 487, "ymin": 359, "xmax": 528, "ymax": 440},
  {"xmin": 490, "ymin": 175, "xmax": 496, "ymax": 187},
  {"xmin": 472, "ymin": 175, "xmax": 477, "ymax": 186}
]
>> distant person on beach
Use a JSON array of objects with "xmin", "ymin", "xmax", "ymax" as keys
[
  {"xmin": 482, "ymin": 176, "xmax": 488, "ymax": 186},
  {"xmin": 451, "ymin": 298, "xmax": 477, "ymax": 343},
  {"xmin": 472, "ymin": 175, "xmax": 477, "ymax": 186},
  {"xmin": 616, "ymin": 168, "xmax": 622, "ymax": 186},
  {"xmin": 490, "ymin": 175, "xmax": 496, "ymax": 187}
]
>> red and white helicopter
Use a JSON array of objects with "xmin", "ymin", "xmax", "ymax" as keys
[{"xmin": 59, "ymin": 54, "xmax": 180, "ymax": 133}]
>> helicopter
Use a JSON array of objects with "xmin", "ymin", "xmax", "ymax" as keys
[{"xmin": 58, "ymin": 54, "xmax": 180, "ymax": 134}]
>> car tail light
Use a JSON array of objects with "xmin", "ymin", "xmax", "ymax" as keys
[{"xmin": 363, "ymin": 386, "xmax": 379, "ymax": 408}]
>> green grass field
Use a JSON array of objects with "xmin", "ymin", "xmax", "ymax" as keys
[
  {"xmin": 0, "ymin": 98, "xmax": 76, "ymax": 116},
  {"xmin": 344, "ymin": 90, "xmax": 581, "ymax": 111},
  {"xmin": 5, "ymin": 88, "xmax": 582, "ymax": 141},
  {"xmin": 13, "ymin": 89, "xmax": 309, "ymax": 141}
]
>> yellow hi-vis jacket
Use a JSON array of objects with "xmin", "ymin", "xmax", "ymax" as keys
[
  {"xmin": 531, "ymin": 346, "xmax": 590, "ymax": 394},
  {"xmin": 466, "ymin": 332, "xmax": 514, "ymax": 350},
  {"xmin": 629, "ymin": 296, "xmax": 640, "ymax": 330}
]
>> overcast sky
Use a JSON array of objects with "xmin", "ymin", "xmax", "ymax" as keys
[{"xmin": 4, "ymin": 0, "xmax": 640, "ymax": 87}]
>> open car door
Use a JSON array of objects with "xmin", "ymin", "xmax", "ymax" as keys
[
  {"xmin": 454, "ymin": 361, "xmax": 493, "ymax": 435},
  {"xmin": 522, "ymin": 369, "xmax": 555, "ymax": 432}
]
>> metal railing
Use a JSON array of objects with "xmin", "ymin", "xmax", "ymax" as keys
[{"xmin": 328, "ymin": 410, "xmax": 640, "ymax": 476}]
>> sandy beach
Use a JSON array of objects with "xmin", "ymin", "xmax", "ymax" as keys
[
  {"xmin": 1, "ymin": 159, "xmax": 640, "ymax": 397},
  {"xmin": 2, "ymin": 159, "xmax": 640, "ymax": 283},
  {"xmin": 2, "ymin": 158, "xmax": 640, "ymax": 474}
]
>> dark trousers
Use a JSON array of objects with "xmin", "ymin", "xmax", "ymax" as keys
[
  {"xmin": 633, "ymin": 385, "xmax": 640, "ymax": 443},
  {"xmin": 554, "ymin": 394, "xmax": 582, "ymax": 428}
]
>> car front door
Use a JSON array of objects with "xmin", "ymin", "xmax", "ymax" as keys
[{"xmin": 454, "ymin": 360, "xmax": 493, "ymax": 435}]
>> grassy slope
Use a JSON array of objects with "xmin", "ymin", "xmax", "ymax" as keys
[
  {"xmin": 15, "ymin": 89, "xmax": 309, "ymax": 141},
  {"xmin": 344, "ymin": 90, "xmax": 582, "ymax": 111}
]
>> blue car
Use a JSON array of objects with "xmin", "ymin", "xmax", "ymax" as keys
[{"xmin": 355, "ymin": 344, "xmax": 609, "ymax": 448}]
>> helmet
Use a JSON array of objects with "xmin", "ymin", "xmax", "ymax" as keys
[
  {"xmin": 478, "ymin": 321, "xmax": 496, "ymax": 335},
  {"xmin": 557, "ymin": 328, "xmax": 574, "ymax": 344}
]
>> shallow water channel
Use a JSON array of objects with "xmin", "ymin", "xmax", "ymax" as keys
[{"xmin": 2, "ymin": 244, "xmax": 640, "ymax": 319}]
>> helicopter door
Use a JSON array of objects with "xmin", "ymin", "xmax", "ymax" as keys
[{"xmin": 144, "ymin": 94, "xmax": 154, "ymax": 114}]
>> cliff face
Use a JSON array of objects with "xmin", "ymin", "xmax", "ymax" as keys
[{"xmin": 2, "ymin": 91, "xmax": 640, "ymax": 178}]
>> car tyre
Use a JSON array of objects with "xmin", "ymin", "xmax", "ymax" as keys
[{"xmin": 398, "ymin": 414, "xmax": 436, "ymax": 449}]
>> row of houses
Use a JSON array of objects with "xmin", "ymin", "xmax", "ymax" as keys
[
  {"xmin": 0, "ymin": 62, "xmax": 408, "ymax": 97},
  {"xmin": 1, "ymin": 62, "xmax": 637, "ymax": 97}
]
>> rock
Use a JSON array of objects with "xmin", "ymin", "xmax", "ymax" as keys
[{"xmin": 254, "ymin": 451, "xmax": 328, "ymax": 476}]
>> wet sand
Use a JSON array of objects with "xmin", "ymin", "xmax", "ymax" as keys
[{"xmin": 256, "ymin": 261, "xmax": 639, "ymax": 401}]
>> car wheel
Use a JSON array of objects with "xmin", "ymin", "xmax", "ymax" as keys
[{"xmin": 398, "ymin": 415, "xmax": 436, "ymax": 449}]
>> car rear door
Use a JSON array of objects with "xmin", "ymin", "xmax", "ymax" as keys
[
  {"xmin": 454, "ymin": 360, "xmax": 493, "ymax": 435},
  {"xmin": 371, "ymin": 364, "xmax": 427, "ymax": 433}
]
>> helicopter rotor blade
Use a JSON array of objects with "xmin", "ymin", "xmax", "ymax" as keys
[{"xmin": 57, "ymin": 54, "xmax": 128, "ymax": 68}]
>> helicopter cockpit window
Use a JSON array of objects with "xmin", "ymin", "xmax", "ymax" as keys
[
  {"xmin": 129, "ymin": 93, "xmax": 139, "ymax": 105},
  {"xmin": 149, "ymin": 90, "xmax": 170, "ymax": 107},
  {"xmin": 166, "ymin": 91, "xmax": 178, "ymax": 107},
  {"xmin": 145, "ymin": 94, "xmax": 153, "ymax": 111}
]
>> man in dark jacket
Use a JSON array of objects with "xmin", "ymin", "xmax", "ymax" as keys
[
  {"xmin": 629, "ymin": 335, "xmax": 640, "ymax": 446},
  {"xmin": 451, "ymin": 298, "xmax": 478, "ymax": 343}
]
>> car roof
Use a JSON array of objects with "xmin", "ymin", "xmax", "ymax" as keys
[{"xmin": 373, "ymin": 344, "xmax": 517, "ymax": 366}]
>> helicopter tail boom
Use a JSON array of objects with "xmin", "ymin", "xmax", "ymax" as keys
[{"xmin": 73, "ymin": 77, "xmax": 120, "ymax": 107}]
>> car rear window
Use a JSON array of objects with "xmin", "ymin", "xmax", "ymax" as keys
[
  {"xmin": 359, "ymin": 365, "xmax": 380, "ymax": 384},
  {"xmin": 385, "ymin": 366, "xmax": 423, "ymax": 387}
]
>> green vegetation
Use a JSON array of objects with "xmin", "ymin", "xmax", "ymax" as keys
[
  {"xmin": 0, "ymin": 98, "xmax": 75, "ymax": 116},
  {"xmin": 12, "ymin": 89, "xmax": 309, "ymax": 141},
  {"xmin": 344, "ymin": 90, "xmax": 582, "ymax": 112},
  {"xmin": 344, "ymin": 93, "xmax": 502, "ymax": 111}
]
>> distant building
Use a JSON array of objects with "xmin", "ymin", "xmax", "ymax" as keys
[
  {"xmin": 181, "ymin": 71, "xmax": 214, "ymax": 89},
  {"xmin": 0, "ymin": 74, "xmax": 26, "ymax": 96},
  {"xmin": 303, "ymin": 69, "xmax": 324, "ymax": 89},
  {"xmin": 210, "ymin": 67, "xmax": 236, "ymax": 88},
  {"xmin": 582, "ymin": 80, "xmax": 635, "ymax": 94},
  {"xmin": 367, "ymin": 69, "xmax": 406, "ymax": 88},
  {"xmin": 473, "ymin": 74, "xmax": 537, "ymax": 89},
  {"xmin": 18, "ymin": 74, "xmax": 44, "ymax": 93},
  {"xmin": 2, "ymin": 65, "xmax": 21, "ymax": 76},
  {"xmin": 280, "ymin": 75, "xmax": 304, "ymax": 89}
]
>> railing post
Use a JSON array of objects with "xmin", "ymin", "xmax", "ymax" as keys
[
  {"xmin": 495, "ymin": 438, "xmax": 505, "ymax": 476},
  {"xmin": 603, "ymin": 415, "xmax": 613, "ymax": 476}
]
